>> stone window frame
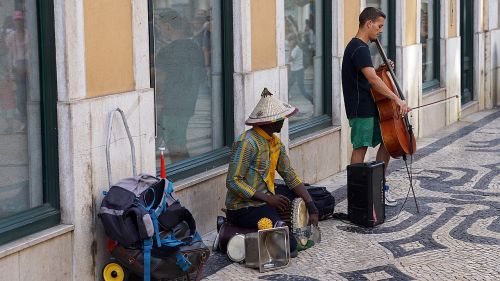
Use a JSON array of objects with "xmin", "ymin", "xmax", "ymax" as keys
[{"xmin": 0, "ymin": 0, "xmax": 60, "ymax": 245}]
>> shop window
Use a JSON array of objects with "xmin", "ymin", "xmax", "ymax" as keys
[
  {"xmin": 421, "ymin": 0, "xmax": 440, "ymax": 91},
  {"xmin": 149, "ymin": 0, "xmax": 233, "ymax": 180},
  {"xmin": 284, "ymin": 0, "xmax": 332, "ymax": 139}
]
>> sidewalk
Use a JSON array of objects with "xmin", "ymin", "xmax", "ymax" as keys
[{"xmin": 201, "ymin": 108, "xmax": 500, "ymax": 280}]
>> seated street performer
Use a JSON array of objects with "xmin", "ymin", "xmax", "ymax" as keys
[{"xmin": 225, "ymin": 88, "xmax": 319, "ymax": 254}]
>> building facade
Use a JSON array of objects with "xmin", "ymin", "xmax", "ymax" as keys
[{"xmin": 0, "ymin": 0, "xmax": 498, "ymax": 280}]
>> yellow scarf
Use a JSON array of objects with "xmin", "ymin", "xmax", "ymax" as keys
[{"xmin": 254, "ymin": 126, "xmax": 281, "ymax": 194}]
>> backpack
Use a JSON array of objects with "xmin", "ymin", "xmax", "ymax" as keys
[
  {"xmin": 305, "ymin": 184, "xmax": 335, "ymax": 220},
  {"xmin": 99, "ymin": 174, "xmax": 197, "ymax": 281},
  {"xmin": 99, "ymin": 174, "xmax": 168, "ymax": 247}
]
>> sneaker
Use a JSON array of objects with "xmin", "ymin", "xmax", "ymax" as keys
[{"xmin": 385, "ymin": 190, "xmax": 398, "ymax": 207}]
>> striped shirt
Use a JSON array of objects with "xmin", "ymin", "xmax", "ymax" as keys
[{"xmin": 225, "ymin": 128, "xmax": 302, "ymax": 210}]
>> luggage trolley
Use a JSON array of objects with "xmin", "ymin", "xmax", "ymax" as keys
[
  {"xmin": 101, "ymin": 108, "xmax": 136, "ymax": 281},
  {"xmin": 100, "ymin": 108, "xmax": 209, "ymax": 281}
]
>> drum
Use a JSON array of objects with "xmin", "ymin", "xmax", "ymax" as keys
[
  {"xmin": 277, "ymin": 198, "xmax": 322, "ymax": 247},
  {"xmin": 276, "ymin": 202, "xmax": 292, "ymax": 227},
  {"xmin": 216, "ymin": 223, "xmax": 255, "ymax": 253},
  {"xmin": 291, "ymin": 198, "xmax": 309, "ymax": 231},
  {"xmin": 277, "ymin": 198, "xmax": 309, "ymax": 232},
  {"xmin": 226, "ymin": 234, "xmax": 246, "ymax": 263}
]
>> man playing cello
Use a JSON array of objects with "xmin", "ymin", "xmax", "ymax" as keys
[{"xmin": 341, "ymin": 7, "xmax": 411, "ymax": 206}]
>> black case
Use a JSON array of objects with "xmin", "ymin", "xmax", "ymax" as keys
[
  {"xmin": 347, "ymin": 161, "xmax": 385, "ymax": 227},
  {"xmin": 274, "ymin": 180, "xmax": 336, "ymax": 220}
]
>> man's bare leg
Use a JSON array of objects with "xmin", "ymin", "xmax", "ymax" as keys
[
  {"xmin": 351, "ymin": 147, "xmax": 368, "ymax": 164},
  {"xmin": 376, "ymin": 144, "xmax": 390, "ymax": 172}
]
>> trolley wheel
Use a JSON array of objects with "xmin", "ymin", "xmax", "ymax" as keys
[{"xmin": 102, "ymin": 260, "xmax": 129, "ymax": 281}]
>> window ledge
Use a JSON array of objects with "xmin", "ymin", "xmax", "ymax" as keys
[
  {"xmin": 422, "ymin": 80, "xmax": 442, "ymax": 94},
  {"xmin": 173, "ymin": 164, "xmax": 229, "ymax": 192},
  {"xmin": 422, "ymin": 87, "xmax": 446, "ymax": 98},
  {"xmin": 0, "ymin": 224, "xmax": 74, "ymax": 259},
  {"xmin": 460, "ymin": 100, "xmax": 479, "ymax": 118},
  {"xmin": 290, "ymin": 125, "xmax": 341, "ymax": 148},
  {"xmin": 461, "ymin": 100, "xmax": 478, "ymax": 111}
]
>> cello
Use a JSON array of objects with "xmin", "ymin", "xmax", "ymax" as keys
[{"xmin": 371, "ymin": 39, "xmax": 416, "ymax": 159}]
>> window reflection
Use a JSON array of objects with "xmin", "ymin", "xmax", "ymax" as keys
[
  {"xmin": 0, "ymin": 1, "xmax": 42, "ymax": 219},
  {"xmin": 421, "ymin": 0, "xmax": 435, "ymax": 83},
  {"xmin": 152, "ymin": 0, "xmax": 223, "ymax": 164},
  {"xmin": 285, "ymin": 0, "xmax": 323, "ymax": 125},
  {"xmin": 366, "ymin": 0, "xmax": 391, "ymax": 68}
]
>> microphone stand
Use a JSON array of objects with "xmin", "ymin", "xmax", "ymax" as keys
[{"xmin": 402, "ymin": 123, "xmax": 419, "ymax": 213}]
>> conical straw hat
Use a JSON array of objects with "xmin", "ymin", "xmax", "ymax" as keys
[{"xmin": 245, "ymin": 88, "xmax": 298, "ymax": 125}]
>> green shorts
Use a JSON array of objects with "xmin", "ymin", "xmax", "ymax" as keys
[{"xmin": 349, "ymin": 117, "xmax": 382, "ymax": 149}]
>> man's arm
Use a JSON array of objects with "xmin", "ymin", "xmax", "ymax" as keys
[
  {"xmin": 288, "ymin": 47, "xmax": 297, "ymax": 63},
  {"xmin": 226, "ymin": 140, "xmax": 258, "ymax": 198},
  {"xmin": 252, "ymin": 191, "xmax": 289, "ymax": 212},
  {"xmin": 361, "ymin": 66, "xmax": 410, "ymax": 115},
  {"xmin": 276, "ymin": 146, "xmax": 319, "ymax": 226}
]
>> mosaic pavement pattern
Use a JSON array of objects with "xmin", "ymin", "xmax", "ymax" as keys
[{"xmin": 202, "ymin": 110, "xmax": 500, "ymax": 281}]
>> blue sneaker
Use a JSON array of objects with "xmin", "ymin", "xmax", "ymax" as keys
[{"xmin": 384, "ymin": 185, "xmax": 397, "ymax": 207}]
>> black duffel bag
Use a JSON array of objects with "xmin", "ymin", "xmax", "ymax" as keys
[{"xmin": 305, "ymin": 184, "xmax": 335, "ymax": 220}]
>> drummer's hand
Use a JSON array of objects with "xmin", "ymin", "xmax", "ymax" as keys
[
  {"xmin": 396, "ymin": 99, "xmax": 411, "ymax": 116},
  {"xmin": 266, "ymin": 194, "xmax": 290, "ymax": 212},
  {"xmin": 308, "ymin": 213, "xmax": 319, "ymax": 226}
]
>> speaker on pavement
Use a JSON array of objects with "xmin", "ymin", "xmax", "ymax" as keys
[{"xmin": 347, "ymin": 161, "xmax": 385, "ymax": 227}]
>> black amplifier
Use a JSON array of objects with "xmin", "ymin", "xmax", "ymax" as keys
[{"xmin": 347, "ymin": 161, "xmax": 385, "ymax": 227}]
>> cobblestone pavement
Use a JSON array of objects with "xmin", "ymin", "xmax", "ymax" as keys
[{"xmin": 201, "ymin": 109, "xmax": 500, "ymax": 281}]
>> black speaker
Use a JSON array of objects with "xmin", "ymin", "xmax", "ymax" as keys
[{"xmin": 347, "ymin": 161, "xmax": 385, "ymax": 227}]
